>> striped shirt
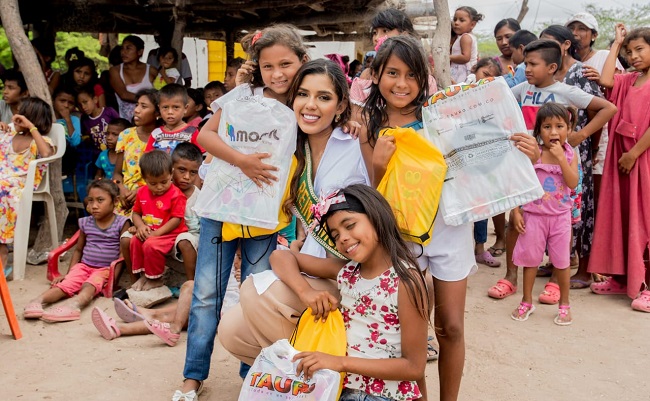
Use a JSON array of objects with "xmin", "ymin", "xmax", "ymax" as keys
[{"xmin": 79, "ymin": 214, "xmax": 128, "ymax": 268}]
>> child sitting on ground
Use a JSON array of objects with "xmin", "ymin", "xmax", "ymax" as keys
[
  {"xmin": 95, "ymin": 118, "xmax": 130, "ymax": 180},
  {"xmin": 145, "ymin": 84, "xmax": 203, "ymax": 154},
  {"xmin": 77, "ymin": 87, "xmax": 119, "ymax": 152},
  {"xmin": 23, "ymin": 179, "xmax": 129, "ymax": 322},
  {"xmin": 0, "ymin": 69, "xmax": 29, "ymax": 124},
  {"xmin": 129, "ymin": 150, "xmax": 187, "ymax": 291},
  {"xmin": 0, "ymin": 97, "xmax": 54, "ymax": 273},
  {"xmin": 170, "ymin": 142, "xmax": 202, "ymax": 280},
  {"xmin": 153, "ymin": 47, "xmax": 183, "ymax": 89}
]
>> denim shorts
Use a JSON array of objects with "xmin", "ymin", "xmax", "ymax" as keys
[{"xmin": 339, "ymin": 388, "xmax": 395, "ymax": 401}]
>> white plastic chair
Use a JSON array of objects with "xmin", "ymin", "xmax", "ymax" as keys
[{"xmin": 12, "ymin": 123, "xmax": 66, "ymax": 280}]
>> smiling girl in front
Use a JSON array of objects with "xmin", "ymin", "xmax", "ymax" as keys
[
  {"xmin": 271, "ymin": 184, "xmax": 429, "ymax": 401},
  {"xmin": 511, "ymin": 103, "xmax": 579, "ymax": 325}
]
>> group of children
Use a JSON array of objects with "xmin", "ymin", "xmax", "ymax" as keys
[{"xmin": 0, "ymin": 5, "xmax": 649, "ymax": 401}]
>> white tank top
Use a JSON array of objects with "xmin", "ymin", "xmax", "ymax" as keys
[{"xmin": 116, "ymin": 63, "xmax": 153, "ymax": 121}]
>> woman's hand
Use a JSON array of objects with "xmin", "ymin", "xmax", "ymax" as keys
[
  {"xmin": 582, "ymin": 65, "xmax": 601, "ymax": 83},
  {"xmin": 0, "ymin": 121, "xmax": 9, "ymax": 132},
  {"xmin": 293, "ymin": 352, "xmax": 343, "ymax": 380},
  {"xmin": 618, "ymin": 152, "xmax": 636, "ymax": 174},
  {"xmin": 235, "ymin": 60, "xmax": 257, "ymax": 87},
  {"xmin": 238, "ymin": 152, "xmax": 279, "ymax": 187},
  {"xmin": 298, "ymin": 288, "xmax": 339, "ymax": 322},
  {"xmin": 510, "ymin": 133, "xmax": 539, "ymax": 163}
]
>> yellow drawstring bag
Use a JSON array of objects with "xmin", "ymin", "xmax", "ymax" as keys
[
  {"xmin": 290, "ymin": 307, "xmax": 347, "ymax": 398},
  {"xmin": 222, "ymin": 156, "xmax": 297, "ymax": 241},
  {"xmin": 376, "ymin": 127, "xmax": 447, "ymax": 245}
]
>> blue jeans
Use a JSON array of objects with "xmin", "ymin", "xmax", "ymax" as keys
[
  {"xmin": 339, "ymin": 388, "xmax": 394, "ymax": 401},
  {"xmin": 473, "ymin": 219, "xmax": 488, "ymax": 245},
  {"xmin": 183, "ymin": 218, "xmax": 277, "ymax": 381}
]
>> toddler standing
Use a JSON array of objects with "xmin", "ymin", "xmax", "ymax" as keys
[{"xmin": 450, "ymin": 6, "xmax": 483, "ymax": 83}]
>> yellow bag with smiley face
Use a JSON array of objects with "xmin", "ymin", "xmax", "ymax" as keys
[{"xmin": 376, "ymin": 127, "xmax": 447, "ymax": 245}]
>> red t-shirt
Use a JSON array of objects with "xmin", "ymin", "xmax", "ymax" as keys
[
  {"xmin": 144, "ymin": 124, "xmax": 204, "ymax": 153},
  {"xmin": 133, "ymin": 184, "xmax": 188, "ymax": 235}
]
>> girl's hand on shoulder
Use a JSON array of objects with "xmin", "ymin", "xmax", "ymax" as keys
[
  {"xmin": 618, "ymin": 152, "xmax": 636, "ymax": 174},
  {"xmin": 235, "ymin": 60, "xmax": 257, "ymax": 87},
  {"xmin": 298, "ymin": 288, "xmax": 339, "ymax": 322},
  {"xmin": 293, "ymin": 352, "xmax": 343, "ymax": 380},
  {"xmin": 372, "ymin": 135, "xmax": 396, "ymax": 168},
  {"xmin": 510, "ymin": 133, "xmax": 539, "ymax": 163},
  {"xmin": 582, "ymin": 65, "xmax": 601, "ymax": 82},
  {"xmin": 239, "ymin": 152, "xmax": 279, "ymax": 187},
  {"xmin": 342, "ymin": 120, "xmax": 362, "ymax": 139}
]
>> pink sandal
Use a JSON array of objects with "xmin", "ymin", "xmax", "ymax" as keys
[
  {"xmin": 539, "ymin": 282, "xmax": 560, "ymax": 305},
  {"xmin": 631, "ymin": 290, "xmax": 650, "ymax": 313},
  {"xmin": 511, "ymin": 302, "xmax": 535, "ymax": 321},
  {"xmin": 144, "ymin": 319, "xmax": 181, "ymax": 347},
  {"xmin": 488, "ymin": 279, "xmax": 517, "ymax": 299},
  {"xmin": 24, "ymin": 302, "xmax": 44, "ymax": 319},
  {"xmin": 41, "ymin": 305, "xmax": 81, "ymax": 323},
  {"xmin": 590, "ymin": 277, "xmax": 627, "ymax": 295},
  {"xmin": 92, "ymin": 307, "xmax": 122, "ymax": 340},
  {"xmin": 554, "ymin": 304, "xmax": 572, "ymax": 326}
]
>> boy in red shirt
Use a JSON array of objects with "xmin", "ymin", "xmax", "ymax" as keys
[{"xmin": 130, "ymin": 150, "xmax": 187, "ymax": 291}]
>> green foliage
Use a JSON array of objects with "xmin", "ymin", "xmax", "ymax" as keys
[
  {"xmin": 586, "ymin": 2, "xmax": 650, "ymax": 49},
  {"xmin": 0, "ymin": 28, "xmax": 14, "ymax": 69},
  {"xmin": 476, "ymin": 33, "xmax": 500, "ymax": 58}
]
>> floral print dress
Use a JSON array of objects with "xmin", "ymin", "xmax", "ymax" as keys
[
  {"xmin": 338, "ymin": 262, "xmax": 421, "ymax": 401},
  {"xmin": 564, "ymin": 61, "xmax": 601, "ymax": 257},
  {"xmin": 0, "ymin": 128, "xmax": 52, "ymax": 244}
]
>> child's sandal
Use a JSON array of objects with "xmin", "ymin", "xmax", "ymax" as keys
[
  {"xmin": 554, "ymin": 304, "xmax": 572, "ymax": 326},
  {"xmin": 511, "ymin": 302, "xmax": 535, "ymax": 321}
]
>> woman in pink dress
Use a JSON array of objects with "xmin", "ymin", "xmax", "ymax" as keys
[{"xmin": 588, "ymin": 24, "xmax": 650, "ymax": 312}]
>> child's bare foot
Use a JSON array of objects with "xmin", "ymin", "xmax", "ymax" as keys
[
  {"xmin": 131, "ymin": 276, "xmax": 147, "ymax": 291},
  {"xmin": 141, "ymin": 277, "xmax": 164, "ymax": 291}
]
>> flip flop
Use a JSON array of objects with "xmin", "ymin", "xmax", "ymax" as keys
[
  {"xmin": 590, "ymin": 277, "xmax": 627, "ymax": 295},
  {"xmin": 113, "ymin": 298, "xmax": 145, "ymax": 323},
  {"xmin": 488, "ymin": 247, "xmax": 505, "ymax": 257},
  {"xmin": 475, "ymin": 251, "xmax": 501, "ymax": 268},
  {"xmin": 23, "ymin": 302, "xmax": 44, "ymax": 319},
  {"xmin": 144, "ymin": 319, "xmax": 181, "ymax": 347},
  {"xmin": 570, "ymin": 278, "xmax": 592, "ymax": 289},
  {"xmin": 427, "ymin": 335, "xmax": 439, "ymax": 362},
  {"xmin": 539, "ymin": 282, "xmax": 560, "ymax": 305},
  {"xmin": 91, "ymin": 307, "xmax": 122, "ymax": 340},
  {"xmin": 41, "ymin": 305, "xmax": 81, "ymax": 323},
  {"xmin": 488, "ymin": 279, "xmax": 517, "ymax": 299}
]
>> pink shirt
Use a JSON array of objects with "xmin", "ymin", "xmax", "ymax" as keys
[{"xmin": 524, "ymin": 143, "xmax": 574, "ymax": 216}]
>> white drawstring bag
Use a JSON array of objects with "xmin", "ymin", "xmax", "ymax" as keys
[
  {"xmin": 422, "ymin": 76, "xmax": 543, "ymax": 226},
  {"xmin": 194, "ymin": 86, "xmax": 297, "ymax": 229},
  {"xmin": 238, "ymin": 339, "xmax": 341, "ymax": 401}
]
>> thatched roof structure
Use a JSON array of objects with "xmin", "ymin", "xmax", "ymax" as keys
[{"xmin": 19, "ymin": 0, "xmax": 387, "ymax": 41}]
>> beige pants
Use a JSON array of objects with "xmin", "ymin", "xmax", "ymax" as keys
[{"xmin": 218, "ymin": 276, "xmax": 340, "ymax": 365}]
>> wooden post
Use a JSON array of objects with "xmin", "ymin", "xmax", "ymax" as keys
[
  {"xmin": 516, "ymin": 0, "xmax": 530, "ymax": 24},
  {"xmin": 0, "ymin": 0, "xmax": 67, "ymax": 259},
  {"xmin": 430, "ymin": 0, "xmax": 452, "ymax": 88},
  {"xmin": 226, "ymin": 30, "xmax": 235, "ymax": 65},
  {"xmin": 172, "ymin": 0, "xmax": 187, "ymax": 71}
]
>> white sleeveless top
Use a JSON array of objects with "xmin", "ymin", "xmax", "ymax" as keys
[
  {"xmin": 116, "ymin": 63, "xmax": 153, "ymax": 121},
  {"xmin": 450, "ymin": 33, "xmax": 478, "ymax": 83}
]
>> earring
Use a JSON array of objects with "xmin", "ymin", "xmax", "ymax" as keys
[{"xmin": 335, "ymin": 114, "xmax": 341, "ymax": 122}]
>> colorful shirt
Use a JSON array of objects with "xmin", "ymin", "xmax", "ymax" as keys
[
  {"xmin": 144, "ymin": 124, "xmax": 203, "ymax": 154},
  {"xmin": 338, "ymin": 262, "xmax": 421, "ymax": 401},
  {"xmin": 524, "ymin": 143, "xmax": 575, "ymax": 216},
  {"xmin": 133, "ymin": 184, "xmax": 187, "ymax": 235},
  {"xmin": 95, "ymin": 149, "xmax": 115, "ymax": 179},
  {"xmin": 0, "ymin": 126, "xmax": 53, "ymax": 244},
  {"xmin": 81, "ymin": 107, "xmax": 119, "ymax": 151},
  {"xmin": 115, "ymin": 127, "xmax": 147, "ymax": 190},
  {"xmin": 153, "ymin": 68, "xmax": 183, "ymax": 89},
  {"xmin": 79, "ymin": 214, "xmax": 128, "ymax": 267}
]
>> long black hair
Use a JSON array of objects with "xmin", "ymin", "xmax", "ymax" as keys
[
  {"xmin": 323, "ymin": 184, "xmax": 430, "ymax": 321},
  {"xmin": 540, "ymin": 25, "xmax": 582, "ymax": 62},
  {"xmin": 362, "ymin": 35, "xmax": 430, "ymax": 146}
]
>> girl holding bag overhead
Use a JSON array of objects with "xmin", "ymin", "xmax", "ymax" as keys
[
  {"xmin": 271, "ymin": 184, "xmax": 429, "ymax": 401},
  {"xmin": 174, "ymin": 25, "xmax": 308, "ymax": 400}
]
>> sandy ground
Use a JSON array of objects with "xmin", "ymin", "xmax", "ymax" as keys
[{"xmin": 2, "ymin": 239, "xmax": 650, "ymax": 401}]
